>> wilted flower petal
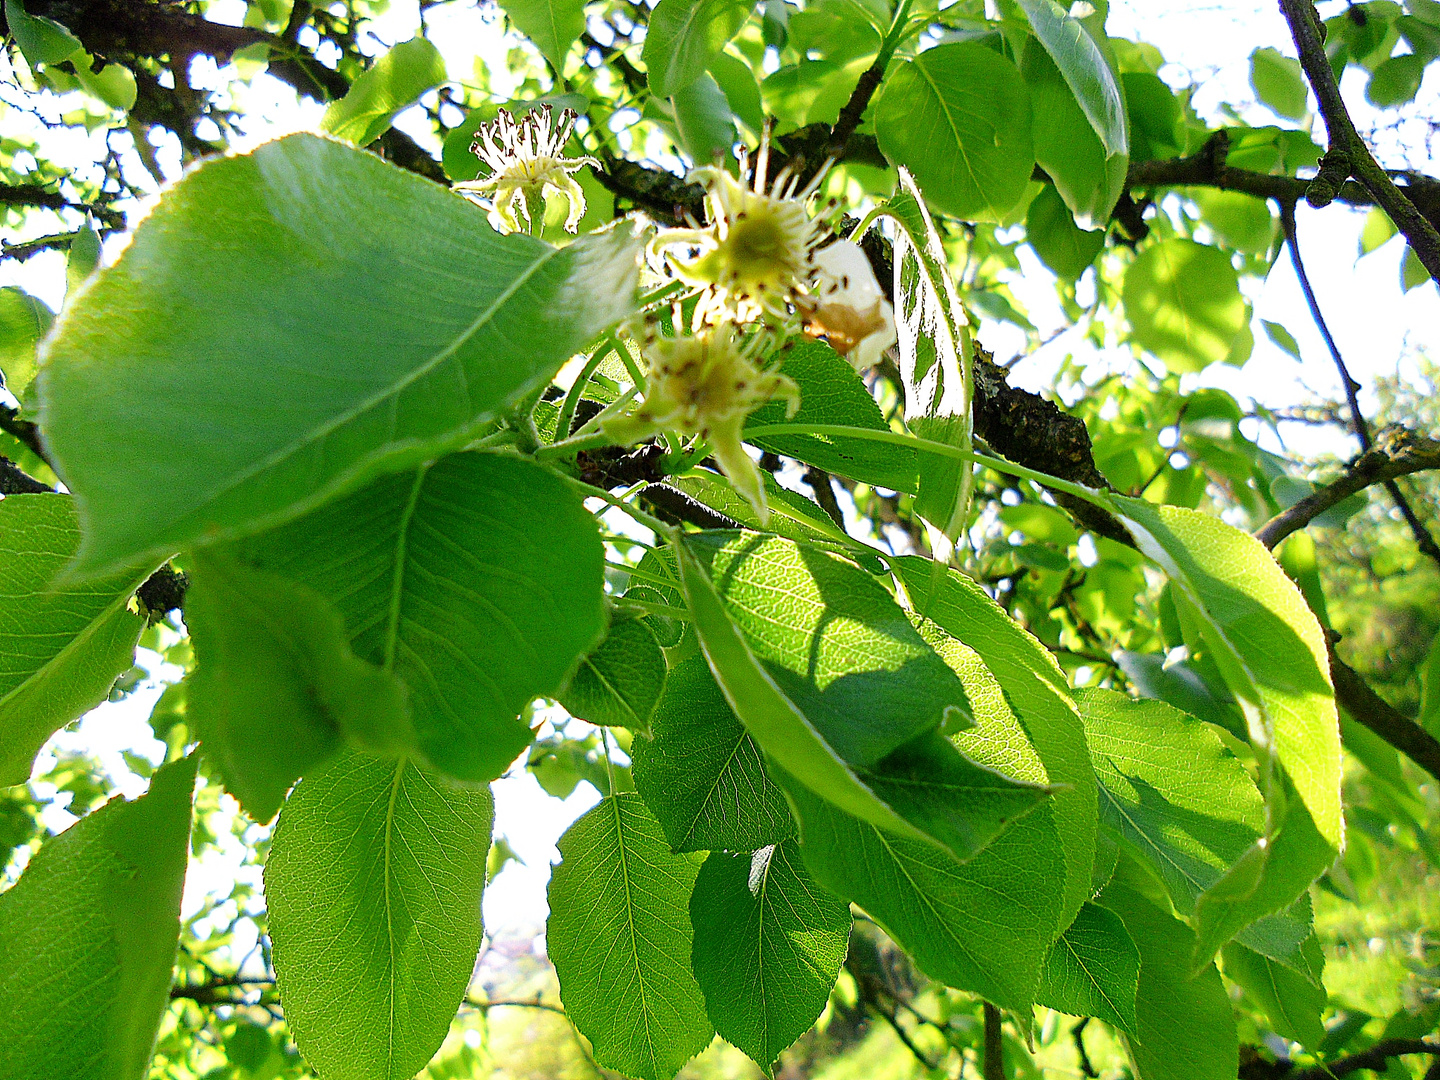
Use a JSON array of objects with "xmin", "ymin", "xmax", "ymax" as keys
[{"xmin": 802, "ymin": 240, "xmax": 896, "ymax": 371}]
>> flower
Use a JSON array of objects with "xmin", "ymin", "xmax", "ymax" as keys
[
  {"xmin": 454, "ymin": 105, "xmax": 599, "ymax": 235},
  {"xmin": 800, "ymin": 240, "xmax": 896, "ymax": 372},
  {"xmin": 602, "ymin": 325, "xmax": 799, "ymax": 522},
  {"xmin": 650, "ymin": 140, "xmax": 830, "ymax": 328}
]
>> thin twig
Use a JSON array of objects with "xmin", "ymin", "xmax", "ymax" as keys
[
  {"xmin": 983, "ymin": 1002, "xmax": 1004, "ymax": 1080},
  {"xmin": 1329, "ymin": 646, "xmax": 1440, "ymax": 783},
  {"xmin": 872, "ymin": 1003, "xmax": 943, "ymax": 1072},
  {"xmin": 0, "ymin": 404, "xmax": 51, "ymax": 465},
  {"xmin": 1292, "ymin": 1039, "xmax": 1440, "ymax": 1080},
  {"xmin": 805, "ymin": 467, "xmax": 848, "ymax": 530},
  {"xmin": 1073, "ymin": 1018, "xmax": 1099, "ymax": 1079}
]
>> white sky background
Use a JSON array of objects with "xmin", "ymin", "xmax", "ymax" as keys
[{"xmin": 3, "ymin": 0, "xmax": 1438, "ymax": 947}]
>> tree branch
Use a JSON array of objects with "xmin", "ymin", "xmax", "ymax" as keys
[
  {"xmin": 983, "ymin": 1002, "xmax": 1004, "ymax": 1080},
  {"xmin": 1278, "ymin": 0, "xmax": 1440, "ymax": 280},
  {"xmin": 1291, "ymin": 1039, "xmax": 1440, "ymax": 1080},
  {"xmin": 1256, "ymin": 427, "xmax": 1440, "ymax": 549},
  {"xmin": 1328, "ymin": 646, "xmax": 1440, "ymax": 783},
  {"xmin": 0, "ymin": 404, "xmax": 50, "ymax": 464},
  {"xmin": 0, "ymin": 456, "xmax": 53, "ymax": 495}
]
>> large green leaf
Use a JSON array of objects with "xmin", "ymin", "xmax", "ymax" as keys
[
  {"xmin": 0, "ymin": 494, "xmax": 148, "ymax": 788},
  {"xmin": 321, "ymin": 38, "xmax": 448, "ymax": 146},
  {"xmin": 4, "ymin": 0, "xmax": 82, "ymax": 66},
  {"xmin": 1037, "ymin": 901, "xmax": 1140, "ymax": 1034},
  {"xmin": 781, "ymin": 771, "xmax": 1064, "ymax": 1014},
  {"xmin": 39, "ymin": 134, "xmax": 642, "ymax": 578},
  {"xmin": 1015, "ymin": 0, "xmax": 1128, "ymax": 156},
  {"xmin": 0, "ymin": 285, "xmax": 54, "ymax": 398},
  {"xmin": 1122, "ymin": 239, "xmax": 1247, "ymax": 373},
  {"xmin": 559, "ymin": 616, "xmax": 666, "ymax": 733},
  {"xmin": 1106, "ymin": 497, "xmax": 1342, "ymax": 848},
  {"xmin": 548, "ymin": 793, "xmax": 714, "ymax": 1080},
  {"xmin": 894, "ymin": 556, "xmax": 1098, "ymax": 929},
  {"xmin": 228, "ymin": 451, "xmax": 606, "ymax": 783},
  {"xmin": 1222, "ymin": 940, "xmax": 1326, "ymax": 1048},
  {"xmin": 745, "ymin": 341, "xmax": 919, "ymax": 494},
  {"xmin": 0, "ymin": 754, "xmax": 196, "ymax": 1080},
  {"xmin": 1026, "ymin": 184, "xmax": 1107, "ymax": 280},
  {"xmin": 498, "ymin": 0, "xmax": 587, "ymax": 76},
  {"xmin": 186, "ymin": 552, "xmax": 411, "ymax": 823},
  {"xmin": 266, "ymin": 751, "xmax": 493, "ymax": 1080},
  {"xmin": 690, "ymin": 841, "xmax": 852, "ymax": 1073},
  {"xmin": 1076, "ymin": 687, "xmax": 1263, "ymax": 914},
  {"xmin": 642, "ymin": 0, "xmax": 752, "ymax": 96},
  {"xmin": 1101, "ymin": 879, "xmax": 1238, "ymax": 1080},
  {"xmin": 631, "ymin": 655, "xmax": 796, "ymax": 853},
  {"xmin": 873, "ymin": 43, "xmax": 1035, "ymax": 223}
]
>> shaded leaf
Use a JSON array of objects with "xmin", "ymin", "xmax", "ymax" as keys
[
  {"xmin": 643, "ymin": 0, "xmax": 752, "ymax": 96},
  {"xmin": 1222, "ymin": 939, "xmax": 1326, "ymax": 1048},
  {"xmin": 560, "ymin": 616, "xmax": 667, "ymax": 733},
  {"xmin": 322, "ymin": 38, "xmax": 448, "ymax": 146},
  {"xmin": 1016, "ymin": 0, "xmax": 1128, "ymax": 155},
  {"xmin": 1250, "ymin": 47, "xmax": 1308, "ymax": 119},
  {"xmin": 1037, "ymin": 901, "xmax": 1140, "ymax": 1034},
  {"xmin": 0, "ymin": 286, "xmax": 54, "ymax": 399}
]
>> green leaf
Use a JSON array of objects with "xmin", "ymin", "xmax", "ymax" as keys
[
  {"xmin": 1222, "ymin": 940, "xmax": 1327, "ymax": 1048},
  {"xmin": 0, "ymin": 494, "xmax": 148, "ymax": 788},
  {"xmin": 0, "ymin": 754, "xmax": 197, "ymax": 1080},
  {"xmin": 1359, "ymin": 205, "xmax": 1398, "ymax": 255},
  {"xmin": 39, "ymin": 134, "xmax": 642, "ymax": 578},
  {"xmin": 1262, "ymin": 319, "xmax": 1304, "ymax": 361},
  {"xmin": 745, "ymin": 341, "xmax": 919, "ymax": 494},
  {"xmin": 665, "ymin": 468, "xmax": 859, "ymax": 547},
  {"xmin": 266, "ymin": 751, "xmax": 493, "ymax": 1080},
  {"xmin": 1102, "ymin": 879, "xmax": 1238, "ymax": 1080},
  {"xmin": 1015, "ymin": 0, "xmax": 1129, "ymax": 156},
  {"xmin": 548, "ymin": 793, "xmax": 714, "ymax": 1080},
  {"xmin": 560, "ymin": 616, "xmax": 667, "ymax": 733},
  {"xmin": 4, "ymin": 0, "xmax": 82, "ymax": 65},
  {"xmin": 1123, "ymin": 238, "xmax": 1247, "ymax": 373},
  {"xmin": 1366, "ymin": 51, "xmax": 1427, "ymax": 106},
  {"xmin": 672, "ymin": 71, "xmax": 737, "ymax": 165},
  {"xmin": 1026, "ymin": 183, "xmax": 1107, "ymax": 279},
  {"xmin": 1037, "ymin": 901, "xmax": 1140, "ymax": 1035},
  {"xmin": 185, "ymin": 551, "xmax": 411, "ymax": 822},
  {"xmin": 873, "ymin": 43, "xmax": 1036, "ymax": 223},
  {"xmin": 1020, "ymin": 36, "xmax": 1128, "ymax": 229},
  {"xmin": 1075, "ymin": 687, "xmax": 1263, "ymax": 914},
  {"xmin": 321, "ymin": 38, "xmax": 448, "ymax": 146},
  {"xmin": 631, "ymin": 655, "xmax": 796, "ymax": 853},
  {"xmin": 67, "ymin": 220, "xmax": 101, "ymax": 295},
  {"xmin": 73, "ymin": 56, "xmax": 137, "ymax": 111},
  {"xmin": 780, "ymin": 768, "xmax": 1064, "ymax": 1014},
  {"xmin": 1250, "ymin": 47, "xmax": 1309, "ymax": 119},
  {"xmin": 1190, "ymin": 189, "xmax": 1277, "ymax": 254},
  {"xmin": 690, "ymin": 841, "xmax": 852, "ymax": 1073},
  {"xmin": 708, "ymin": 51, "xmax": 765, "ymax": 135},
  {"xmin": 678, "ymin": 537, "xmax": 944, "ymax": 849},
  {"xmin": 894, "ymin": 556, "xmax": 1098, "ymax": 930},
  {"xmin": 0, "ymin": 285, "xmax": 54, "ymax": 398},
  {"xmin": 1113, "ymin": 651, "xmax": 1246, "ymax": 737},
  {"xmin": 1104, "ymin": 497, "xmax": 1342, "ymax": 849},
  {"xmin": 229, "ymin": 452, "xmax": 606, "ymax": 783},
  {"xmin": 1420, "ymin": 631, "xmax": 1440, "ymax": 737},
  {"xmin": 643, "ymin": 0, "xmax": 752, "ymax": 97},
  {"xmin": 1401, "ymin": 244, "xmax": 1430, "ymax": 290},
  {"xmin": 1122, "ymin": 73, "xmax": 1184, "ymax": 161},
  {"xmin": 498, "ymin": 0, "xmax": 586, "ymax": 76},
  {"xmin": 879, "ymin": 173, "xmax": 975, "ymax": 538}
]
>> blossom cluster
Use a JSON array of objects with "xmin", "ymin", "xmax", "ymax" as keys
[{"xmin": 463, "ymin": 109, "xmax": 896, "ymax": 521}]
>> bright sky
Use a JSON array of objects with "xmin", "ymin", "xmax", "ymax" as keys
[{"xmin": 3, "ymin": 0, "xmax": 1438, "ymax": 950}]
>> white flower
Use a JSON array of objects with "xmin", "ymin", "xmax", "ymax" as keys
[
  {"xmin": 650, "ymin": 138, "xmax": 830, "ymax": 328},
  {"xmin": 800, "ymin": 240, "xmax": 896, "ymax": 372},
  {"xmin": 602, "ymin": 324, "xmax": 799, "ymax": 523},
  {"xmin": 454, "ymin": 105, "xmax": 599, "ymax": 235}
]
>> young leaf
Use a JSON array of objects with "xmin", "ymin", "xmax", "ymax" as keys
[
  {"xmin": 781, "ymin": 771, "xmax": 1064, "ymax": 1014},
  {"xmin": 894, "ymin": 556, "xmax": 1098, "ymax": 929},
  {"xmin": 1075, "ymin": 687, "xmax": 1263, "ymax": 914},
  {"xmin": 0, "ymin": 754, "xmax": 197, "ymax": 1079},
  {"xmin": 690, "ymin": 841, "xmax": 852, "ymax": 1074},
  {"xmin": 1249, "ymin": 47, "xmax": 1309, "ymax": 120},
  {"xmin": 1222, "ymin": 939, "xmax": 1327, "ymax": 1048},
  {"xmin": 559, "ymin": 616, "xmax": 667, "ymax": 733},
  {"xmin": 0, "ymin": 494, "xmax": 149, "ymax": 788},
  {"xmin": 321, "ymin": 38, "xmax": 449, "ymax": 146},
  {"xmin": 1037, "ymin": 901, "xmax": 1140, "ymax": 1035},
  {"xmin": 39, "ymin": 134, "xmax": 642, "ymax": 578},
  {"xmin": 266, "ymin": 751, "xmax": 493, "ymax": 1080},
  {"xmin": 3, "ymin": 0, "xmax": 82, "ymax": 66},
  {"xmin": 630, "ymin": 655, "xmax": 796, "ymax": 853},
  {"xmin": 873, "ymin": 43, "xmax": 1036, "ymax": 223},
  {"xmin": 1101, "ymin": 879, "xmax": 1238, "ymax": 1080},
  {"xmin": 227, "ymin": 451, "xmax": 606, "ymax": 784},
  {"xmin": 1015, "ymin": 0, "xmax": 1129, "ymax": 157},
  {"xmin": 547, "ymin": 793, "xmax": 714, "ymax": 1080},
  {"xmin": 0, "ymin": 286, "xmax": 54, "ymax": 399},
  {"xmin": 671, "ymin": 71, "xmax": 737, "ymax": 165},
  {"xmin": 185, "ymin": 551, "xmax": 411, "ymax": 823},
  {"xmin": 745, "ymin": 341, "xmax": 920, "ymax": 494},
  {"xmin": 642, "ymin": 0, "xmax": 752, "ymax": 97},
  {"xmin": 1122, "ymin": 239, "xmax": 1248, "ymax": 373},
  {"xmin": 498, "ymin": 0, "xmax": 587, "ymax": 77}
]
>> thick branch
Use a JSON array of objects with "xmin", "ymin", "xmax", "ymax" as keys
[
  {"xmin": 1257, "ymin": 427, "xmax": 1440, "ymax": 548},
  {"xmin": 983, "ymin": 1003, "xmax": 1004, "ymax": 1080},
  {"xmin": 0, "ymin": 457, "xmax": 53, "ymax": 495},
  {"xmin": 1291, "ymin": 1039, "xmax": 1440, "ymax": 1080},
  {"xmin": 1329, "ymin": 647, "xmax": 1440, "ymax": 783},
  {"xmin": 1278, "ymin": 0, "xmax": 1440, "ymax": 279}
]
